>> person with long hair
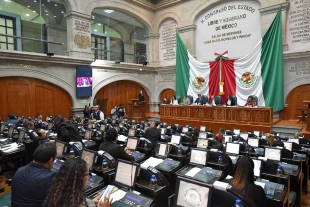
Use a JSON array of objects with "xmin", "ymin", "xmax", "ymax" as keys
[
  {"xmin": 230, "ymin": 156, "xmax": 267, "ymax": 207},
  {"xmin": 43, "ymin": 158, "xmax": 112, "ymax": 207},
  {"xmin": 216, "ymin": 127, "xmax": 225, "ymax": 142}
]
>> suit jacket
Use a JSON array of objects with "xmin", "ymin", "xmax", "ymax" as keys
[
  {"xmin": 138, "ymin": 93, "xmax": 145, "ymax": 102},
  {"xmin": 225, "ymin": 98, "xmax": 236, "ymax": 106},
  {"xmin": 194, "ymin": 98, "xmax": 204, "ymax": 105},
  {"xmin": 99, "ymin": 141, "xmax": 134, "ymax": 161}
]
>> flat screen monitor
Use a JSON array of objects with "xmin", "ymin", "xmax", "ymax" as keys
[
  {"xmin": 84, "ymin": 130, "xmax": 92, "ymax": 140},
  {"xmin": 87, "ymin": 122, "xmax": 93, "ymax": 129},
  {"xmin": 100, "ymin": 125, "xmax": 106, "ymax": 132},
  {"xmin": 55, "ymin": 140, "xmax": 67, "ymax": 158},
  {"xmin": 288, "ymin": 138, "xmax": 299, "ymax": 144},
  {"xmin": 239, "ymin": 133, "xmax": 248, "ymax": 140},
  {"xmin": 248, "ymin": 138, "xmax": 259, "ymax": 148},
  {"xmin": 81, "ymin": 148, "xmax": 97, "ymax": 171},
  {"xmin": 253, "ymin": 131, "xmax": 260, "ymax": 137},
  {"xmin": 171, "ymin": 135, "xmax": 181, "ymax": 144},
  {"xmin": 223, "ymin": 136, "xmax": 232, "ymax": 143},
  {"xmin": 128, "ymin": 128, "xmax": 136, "ymax": 137},
  {"xmin": 233, "ymin": 129, "xmax": 240, "ymax": 135},
  {"xmin": 265, "ymin": 148, "xmax": 281, "ymax": 161},
  {"xmin": 253, "ymin": 159, "xmax": 262, "ymax": 178},
  {"xmin": 197, "ymin": 138, "xmax": 208, "ymax": 149},
  {"xmin": 76, "ymin": 67, "xmax": 92, "ymax": 98},
  {"xmin": 161, "ymin": 128, "xmax": 167, "ymax": 135},
  {"xmin": 190, "ymin": 148, "xmax": 208, "ymax": 166},
  {"xmin": 200, "ymin": 126, "xmax": 206, "ymax": 132},
  {"xmin": 182, "ymin": 127, "xmax": 189, "ymax": 133},
  {"xmin": 226, "ymin": 143, "xmax": 240, "ymax": 155},
  {"xmin": 174, "ymin": 176, "xmax": 213, "ymax": 207},
  {"xmin": 115, "ymin": 160, "xmax": 139, "ymax": 188},
  {"xmin": 199, "ymin": 132, "xmax": 207, "ymax": 139},
  {"xmin": 155, "ymin": 142, "xmax": 169, "ymax": 157},
  {"xmin": 127, "ymin": 138, "xmax": 138, "ymax": 150},
  {"xmin": 283, "ymin": 142, "xmax": 293, "ymax": 151}
]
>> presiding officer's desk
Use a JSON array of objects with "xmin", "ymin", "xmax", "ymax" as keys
[{"xmin": 160, "ymin": 104, "xmax": 273, "ymax": 132}]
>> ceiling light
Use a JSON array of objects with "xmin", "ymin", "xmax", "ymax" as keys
[
  {"xmin": 26, "ymin": 14, "xmax": 30, "ymax": 16},
  {"xmin": 4, "ymin": 0, "xmax": 10, "ymax": 2},
  {"xmin": 33, "ymin": 11, "xmax": 35, "ymax": 12},
  {"xmin": 55, "ymin": 4, "xmax": 57, "ymax": 6},
  {"xmin": 46, "ymin": 14, "xmax": 49, "ymax": 15},
  {"xmin": 42, "ymin": 4, "xmax": 44, "ymax": 6},
  {"xmin": 61, "ymin": 11, "xmax": 64, "ymax": 14},
  {"xmin": 94, "ymin": 29, "xmax": 97, "ymax": 32},
  {"xmin": 54, "ymin": 16, "xmax": 56, "ymax": 17},
  {"xmin": 104, "ymin": 9, "xmax": 114, "ymax": 14},
  {"xmin": 34, "ymin": 0, "xmax": 37, "ymax": 2},
  {"xmin": 45, "ymin": 10, "xmax": 48, "ymax": 12},
  {"xmin": 97, "ymin": 23, "xmax": 101, "ymax": 26},
  {"xmin": 139, "ymin": 68, "xmax": 142, "ymax": 71},
  {"xmin": 47, "ymin": 0, "xmax": 51, "ymax": 2},
  {"xmin": 27, "ymin": 5, "xmax": 30, "ymax": 7}
]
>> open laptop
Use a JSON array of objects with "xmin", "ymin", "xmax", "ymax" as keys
[
  {"xmin": 264, "ymin": 147, "xmax": 281, "ymax": 161},
  {"xmin": 155, "ymin": 142, "xmax": 169, "ymax": 159},
  {"xmin": 233, "ymin": 129, "xmax": 240, "ymax": 135},
  {"xmin": 226, "ymin": 143, "xmax": 240, "ymax": 164},
  {"xmin": 182, "ymin": 127, "xmax": 189, "ymax": 133},
  {"xmin": 283, "ymin": 142, "xmax": 293, "ymax": 151},
  {"xmin": 253, "ymin": 131, "xmax": 260, "ymax": 137},
  {"xmin": 126, "ymin": 137, "xmax": 145, "ymax": 162},
  {"xmin": 288, "ymin": 138, "xmax": 299, "ymax": 144},
  {"xmin": 189, "ymin": 148, "xmax": 208, "ymax": 167},
  {"xmin": 239, "ymin": 132, "xmax": 248, "ymax": 141},
  {"xmin": 83, "ymin": 129, "xmax": 96, "ymax": 146},
  {"xmin": 248, "ymin": 138, "xmax": 259, "ymax": 148},
  {"xmin": 197, "ymin": 138, "xmax": 209, "ymax": 149}
]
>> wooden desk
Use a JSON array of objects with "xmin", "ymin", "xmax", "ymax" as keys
[{"xmin": 160, "ymin": 105, "xmax": 273, "ymax": 132}]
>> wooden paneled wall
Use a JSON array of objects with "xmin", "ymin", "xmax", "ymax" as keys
[
  {"xmin": 94, "ymin": 80, "xmax": 149, "ymax": 116},
  {"xmin": 0, "ymin": 77, "xmax": 73, "ymax": 120},
  {"xmin": 280, "ymin": 84, "xmax": 310, "ymax": 120},
  {"xmin": 160, "ymin": 89, "xmax": 175, "ymax": 103}
]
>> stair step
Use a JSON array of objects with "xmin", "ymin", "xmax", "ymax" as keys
[{"xmin": 271, "ymin": 125, "xmax": 302, "ymax": 137}]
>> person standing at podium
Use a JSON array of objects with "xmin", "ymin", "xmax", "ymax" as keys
[{"xmin": 138, "ymin": 90, "xmax": 145, "ymax": 102}]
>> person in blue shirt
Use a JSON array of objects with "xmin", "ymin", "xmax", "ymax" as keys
[
  {"xmin": 11, "ymin": 143, "xmax": 57, "ymax": 207},
  {"xmin": 3, "ymin": 113, "xmax": 19, "ymax": 126},
  {"xmin": 194, "ymin": 94, "xmax": 204, "ymax": 105}
]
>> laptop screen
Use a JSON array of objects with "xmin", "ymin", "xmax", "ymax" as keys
[
  {"xmin": 171, "ymin": 135, "xmax": 181, "ymax": 144},
  {"xmin": 253, "ymin": 131, "xmax": 260, "ymax": 137},
  {"xmin": 248, "ymin": 138, "xmax": 259, "ymax": 148},
  {"xmin": 197, "ymin": 138, "xmax": 208, "ymax": 149},
  {"xmin": 156, "ymin": 142, "xmax": 169, "ymax": 157},
  {"xmin": 239, "ymin": 133, "xmax": 248, "ymax": 140},
  {"xmin": 223, "ymin": 136, "xmax": 232, "ymax": 143},
  {"xmin": 199, "ymin": 132, "xmax": 207, "ymax": 139},
  {"xmin": 182, "ymin": 127, "xmax": 189, "ymax": 133},
  {"xmin": 253, "ymin": 159, "xmax": 262, "ymax": 177},
  {"xmin": 128, "ymin": 128, "xmax": 136, "ymax": 137},
  {"xmin": 233, "ymin": 129, "xmax": 240, "ymax": 135},
  {"xmin": 200, "ymin": 126, "xmax": 206, "ymax": 131},
  {"xmin": 226, "ymin": 143, "xmax": 240, "ymax": 155},
  {"xmin": 283, "ymin": 142, "xmax": 293, "ymax": 151},
  {"xmin": 190, "ymin": 149, "xmax": 208, "ymax": 166},
  {"xmin": 127, "ymin": 138, "xmax": 138, "ymax": 150},
  {"xmin": 265, "ymin": 148, "xmax": 281, "ymax": 161},
  {"xmin": 288, "ymin": 138, "xmax": 299, "ymax": 144}
]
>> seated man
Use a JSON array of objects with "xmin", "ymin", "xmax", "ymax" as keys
[
  {"xmin": 194, "ymin": 94, "xmax": 204, "ymax": 105},
  {"xmin": 245, "ymin": 96, "xmax": 256, "ymax": 107},
  {"xmin": 3, "ymin": 113, "xmax": 19, "ymax": 126},
  {"xmin": 99, "ymin": 128, "xmax": 134, "ymax": 161},
  {"xmin": 183, "ymin": 95, "xmax": 191, "ymax": 105},
  {"xmin": 162, "ymin": 96, "xmax": 170, "ymax": 104},
  {"xmin": 11, "ymin": 143, "xmax": 56, "ymax": 207},
  {"xmin": 145, "ymin": 121, "xmax": 161, "ymax": 146},
  {"xmin": 54, "ymin": 115, "xmax": 82, "ymax": 143}
]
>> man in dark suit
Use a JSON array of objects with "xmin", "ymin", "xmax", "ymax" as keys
[
  {"xmin": 145, "ymin": 121, "xmax": 161, "ymax": 147},
  {"xmin": 194, "ymin": 94, "xmax": 204, "ymax": 105},
  {"xmin": 138, "ymin": 90, "xmax": 145, "ymax": 102},
  {"xmin": 99, "ymin": 128, "xmax": 134, "ymax": 161},
  {"xmin": 3, "ymin": 113, "xmax": 19, "ymax": 125}
]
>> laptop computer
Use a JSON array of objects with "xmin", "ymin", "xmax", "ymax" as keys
[
  {"xmin": 264, "ymin": 147, "xmax": 281, "ymax": 161},
  {"xmin": 226, "ymin": 143, "xmax": 240, "ymax": 164},
  {"xmin": 170, "ymin": 135, "xmax": 181, "ymax": 144},
  {"xmin": 223, "ymin": 135, "xmax": 232, "ymax": 143},
  {"xmin": 126, "ymin": 137, "xmax": 145, "ymax": 162},
  {"xmin": 128, "ymin": 128, "xmax": 136, "ymax": 137},
  {"xmin": 197, "ymin": 138, "xmax": 209, "ymax": 149},
  {"xmin": 283, "ymin": 142, "xmax": 293, "ymax": 151},
  {"xmin": 248, "ymin": 138, "xmax": 259, "ymax": 148}
]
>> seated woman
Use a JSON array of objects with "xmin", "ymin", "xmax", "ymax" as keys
[
  {"xmin": 43, "ymin": 158, "xmax": 112, "ymax": 207},
  {"xmin": 231, "ymin": 156, "xmax": 267, "ymax": 207},
  {"xmin": 245, "ymin": 96, "xmax": 256, "ymax": 107},
  {"xmin": 225, "ymin": 94, "xmax": 236, "ymax": 106},
  {"xmin": 265, "ymin": 133, "xmax": 275, "ymax": 147},
  {"xmin": 171, "ymin": 96, "xmax": 179, "ymax": 105},
  {"xmin": 216, "ymin": 127, "xmax": 225, "ymax": 142}
]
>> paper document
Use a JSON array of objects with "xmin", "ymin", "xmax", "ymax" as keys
[
  {"xmin": 185, "ymin": 167, "xmax": 201, "ymax": 177},
  {"xmin": 141, "ymin": 157, "xmax": 163, "ymax": 170},
  {"xmin": 158, "ymin": 144, "xmax": 167, "ymax": 156},
  {"xmin": 110, "ymin": 189, "xmax": 127, "ymax": 203},
  {"xmin": 254, "ymin": 181, "xmax": 266, "ymax": 189},
  {"xmin": 117, "ymin": 135, "xmax": 127, "ymax": 142}
]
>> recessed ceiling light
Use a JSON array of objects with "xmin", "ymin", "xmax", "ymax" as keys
[
  {"xmin": 34, "ymin": 0, "xmax": 37, "ymax": 2},
  {"xmin": 61, "ymin": 11, "xmax": 64, "ymax": 13},
  {"xmin": 27, "ymin": 5, "xmax": 30, "ymax": 7},
  {"xmin": 47, "ymin": 0, "xmax": 51, "ymax": 2},
  {"xmin": 54, "ymin": 16, "xmax": 56, "ymax": 17},
  {"xmin": 33, "ymin": 11, "xmax": 35, "ymax": 12},
  {"xmin": 98, "ymin": 23, "xmax": 101, "ymax": 26},
  {"xmin": 26, "ymin": 14, "xmax": 30, "ymax": 16},
  {"xmin": 94, "ymin": 29, "xmax": 97, "ymax": 32},
  {"xmin": 46, "ymin": 14, "xmax": 49, "ymax": 15},
  {"xmin": 42, "ymin": 4, "xmax": 44, "ymax": 6},
  {"xmin": 104, "ymin": 9, "xmax": 114, "ymax": 14},
  {"xmin": 45, "ymin": 10, "xmax": 48, "ymax": 12}
]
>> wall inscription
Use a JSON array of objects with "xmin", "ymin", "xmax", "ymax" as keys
[{"xmin": 159, "ymin": 19, "xmax": 177, "ymax": 66}]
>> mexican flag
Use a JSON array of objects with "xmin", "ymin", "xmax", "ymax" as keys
[{"xmin": 176, "ymin": 8, "xmax": 284, "ymax": 112}]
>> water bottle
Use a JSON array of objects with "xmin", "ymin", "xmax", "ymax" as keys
[
  {"xmin": 69, "ymin": 148, "xmax": 75, "ymax": 158},
  {"xmin": 149, "ymin": 174, "xmax": 158, "ymax": 189},
  {"xmin": 277, "ymin": 166, "xmax": 283, "ymax": 176},
  {"xmin": 177, "ymin": 147, "xmax": 182, "ymax": 156},
  {"xmin": 234, "ymin": 199, "xmax": 243, "ymax": 207},
  {"xmin": 144, "ymin": 141, "xmax": 148, "ymax": 149},
  {"xmin": 218, "ymin": 155, "xmax": 223, "ymax": 163},
  {"xmin": 102, "ymin": 159, "xmax": 108, "ymax": 170}
]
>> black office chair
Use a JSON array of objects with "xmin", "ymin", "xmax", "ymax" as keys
[
  {"xmin": 227, "ymin": 185, "xmax": 258, "ymax": 207},
  {"xmin": 214, "ymin": 95, "xmax": 222, "ymax": 105},
  {"xmin": 231, "ymin": 95, "xmax": 238, "ymax": 106},
  {"xmin": 251, "ymin": 95, "xmax": 258, "ymax": 105},
  {"xmin": 299, "ymin": 138, "xmax": 309, "ymax": 145},
  {"xmin": 187, "ymin": 95, "xmax": 193, "ymax": 104},
  {"xmin": 201, "ymin": 95, "xmax": 208, "ymax": 104}
]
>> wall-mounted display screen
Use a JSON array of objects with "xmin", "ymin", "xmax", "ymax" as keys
[{"xmin": 76, "ymin": 67, "xmax": 92, "ymax": 97}]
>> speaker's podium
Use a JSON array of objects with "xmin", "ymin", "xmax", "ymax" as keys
[{"xmin": 128, "ymin": 99, "xmax": 146, "ymax": 121}]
